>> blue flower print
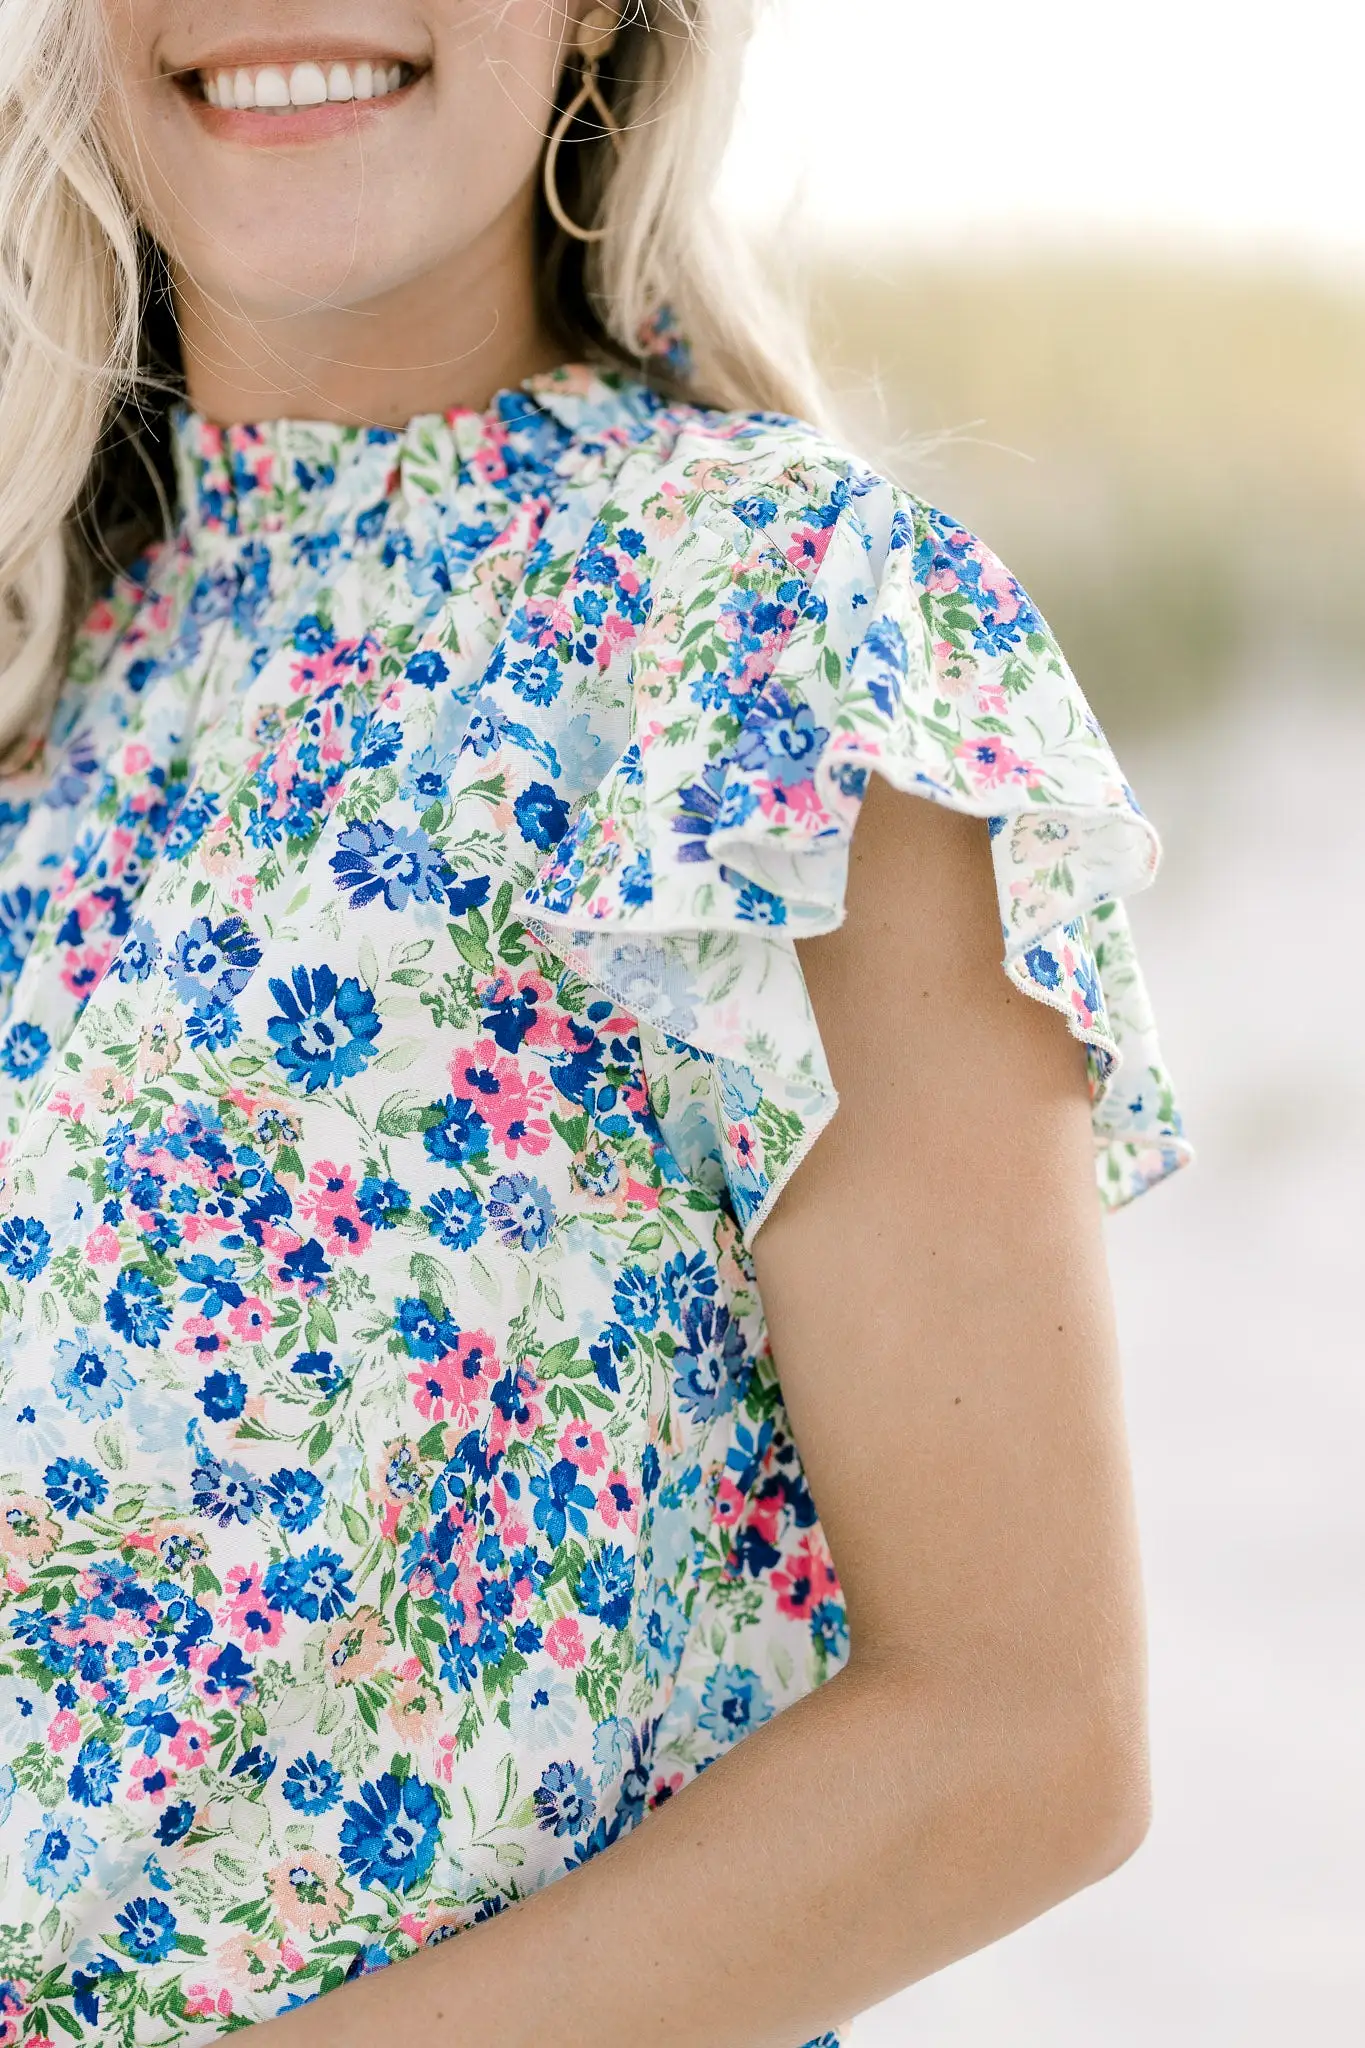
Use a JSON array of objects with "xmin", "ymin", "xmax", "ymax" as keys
[
  {"xmin": 660, "ymin": 1249, "xmax": 718, "ymax": 1323},
  {"xmin": 105, "ymin": 1269, "xmax": 171, "ymax": 1349},
  {"xmin": 487, "ymin": 1174, "xmax": 555, "ymax": 1252},
  {"xmin": 698, "ymin": 1663, "xmax": 773, "ymax": 1748},
  {"xmin": 358, "ymin": 1176, "xmax": 409, "ymax": 1226},
  {"xmin": 401, "ymin": 745, "xmax": 458, "ymax": 808},
  {"xmin": 513, "ymin": 782, "xmax": 571, "ymax": 852},
  {"xmin": 574, "ymin": 1543, "xmax": 635, "ymax": 1630},
  {"xmin": 405, "ymin": 649, "xmax": 449, "ymax": 691},
  {"xmin": 0, "ymin": 1216, "xmax": 51, "ymax": 1281},
  {"xmin": 859, "ymin": 612, "xmax": 909, "ymax": 718},
  {"xmin": 0, "ymin": 1018, "xmax": 49, "ymax": 1079},
  {"xmin": 733, "ymin": 685, "xmax": 829, "ymax": 789},
  {"xmin": 339, "ymin": 1771, "xmax": 442, "ymax": 1893},
  {"xmin": 1024, "ymin": 944, "xmax": 1062, "ymax": 990},
  {"xmin": 423, "ymin": 1096, "xmax": 489, "ymax": 1167},
  {"xmin": 196, "ymin": 1370, "xmax": 246, "ymax": 1421},
  {"xmin": 190, "ymin": 1448, "xmax": 263, "ymax": 1526},
  {"xmin": 330, "ymin": 820, "xmax": 453, "ymax": 912},
  {"xmin": 155, "ymin": 1801, "xmax": 197, "ymax": 1847},
  {"xmin": 43, "ymin": 1457, "xmax": 108, "ymax": 1519},
  {"xmin": 533, "ymin": 1761, "xmax": 596, "ymax": 1837},
  {"xmin": 612, "ymin": 1265, "xmax": 659, "ymax": 1331},
  {"xmin": 166, "ymin": 914, "xmax": 261, "ymax": 1010},
  {"xmin": 423, "ymin": 1186, "xmax": 485, "ymax": 1251},
  {"xmin": 264, "ymin": 1468, "xmax": 325, "ymax": 1533},
  {"xmin": 52, "ymin": 1332, "xmax": 134, "ymax": 1422},
  {"xmin": 114, "ymin": 1896, "xmax": 178, "ymax": 1965},
  {"xmin": 24, "ymin": 1815, "xmax": 97, "ymax": 1900},
  {"xmin": 68, "ymin": 1739, "xmax": 121, "ymax": 1808},
  {"xmin": 264, "ymin": 1547, "xmax": 353, "ymax": 1623},
  {"xmin": 266, "ymin": 964, "xmax": 381, "ymax": 1093},
  {"xmin": 673, "ymin": 1299, "xmax": 749, "ymax": 1422},
  {"xmin": 282, "ymin": 1751, "xmax": 343, "ymax": 1815},
  {"xmin": 0, "ymin": 886, "xmax": 49, "ymax": 980},
  {"xmin": 186, "ymin": 1003, "xmax": 241, "ymax": 1051}
]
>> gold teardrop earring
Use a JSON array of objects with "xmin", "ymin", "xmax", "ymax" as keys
[{"xmin": 543, "ymin": 6, "xmax": 624, "ymax": 245}]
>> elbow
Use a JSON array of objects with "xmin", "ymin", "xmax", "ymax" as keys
[{"xmin": 1035, "ymin": 1686, "xmax": 1153, "ymax": 1897}]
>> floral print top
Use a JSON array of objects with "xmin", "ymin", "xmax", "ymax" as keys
[{"xmin": 0, "ymin": 363, "xmax": 1187, "ymax": 2048}]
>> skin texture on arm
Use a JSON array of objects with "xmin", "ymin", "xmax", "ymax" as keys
[{"xmin": 259, "ymin": 775, "xmax": 1151, "ymax": 2048}]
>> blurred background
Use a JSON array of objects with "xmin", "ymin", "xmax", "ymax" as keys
[{"xmin": 721, "ymin": 3, "xmax": 1365, "ymax": 2043}]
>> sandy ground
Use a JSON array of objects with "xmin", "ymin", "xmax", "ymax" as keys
[{"xmin": 854, "ymin": 677, "xmax": 1365, "ymax": 2045}]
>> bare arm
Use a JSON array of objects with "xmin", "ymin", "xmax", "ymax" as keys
[{"xmin": 264, "ymin": 775, "xmax": 1150, "ymax": 2047}]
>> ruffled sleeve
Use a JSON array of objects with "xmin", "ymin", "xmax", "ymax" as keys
[{"xmin": 518, "ymin": 465, "xmax": 1190, "ymax": 1242}]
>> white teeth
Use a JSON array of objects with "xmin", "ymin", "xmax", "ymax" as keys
[
  {"xmin": 289, "ymin": 62, "xmax": 329, "ymax": 106},
  {"xmin": 202, "ymin": 59, "xmax": 409, "ymax": 111},
  {"xmin": 253, "ymin": 67, "xmax": 290, "ymax": 108}
]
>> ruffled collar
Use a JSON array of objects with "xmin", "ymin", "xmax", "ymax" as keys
[{"xmin": 169, "ymin": 362, "xmax": 666, "ymax": 543}]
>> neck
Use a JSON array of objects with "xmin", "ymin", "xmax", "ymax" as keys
[{"xmin": 176, "ymin": 188, "xmax": 566, "ymax": 429}]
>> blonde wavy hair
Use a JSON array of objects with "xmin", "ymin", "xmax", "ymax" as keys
[{"xmin": 0, "ymin": 0, "xmax": 823, "ymax": 761}]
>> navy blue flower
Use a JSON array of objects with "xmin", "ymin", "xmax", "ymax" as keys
[
  {"xmin": 0, "ymin": 885, "xmax": 49, "ymax": 979},
  {"xmin": 339, "ymin": 1771, "xmax": 442, "ymax": 1893},
  {"xmin": 513, "ymin": 782, "xmax": 571, "ymax": 852},
  {"xmin": 423, "ymin": 1186, "xmax": 485, "ymax": 1251},
  {"xmin": 105, "ymin": 1269, "xmax": 171, "ymax": 1349},
  {"xmin": 423, "ymin": 1095, "xmax": 488, "ymax": 1166},
  {"xmin": 44, "ymin": 1457, "xmax": 108, "ymax": 1519},
  {"xmin": 230, "ymin": 1745, "xmax": 277, "ymax": 1787},
  {"xmin": 574, "ymin": 1543, "xmax": 635, "ymax": 1630},
  {"xmin": 155, "ymin": 1800, "xmax": 197, "ymax": 1846},
  {"xmin": 487, "ymin": 1173, "xmax": 555, "ymax": 1252},
  {"xmin": 197, "ymin": 1369, "xmax": 246, "ymax": 1421},
  {"xmin": 0, "ymin": 1216, "xmax": 50, "ymax": 1281},
  {"xmin": 166, "ymin": 914, "xmax": 261, "ymax": 1010},
  {"xmin": 190, "ymin": 1449, "xmax": 263, "ymax": 1526},
  {"xmin": 330, "ymin": 819, "xmax": 453, "ymax": 912},
  {"xmin": 114, "ymin": 1895, "xmax": 178, "ymax": 1964},
  {"xmin": 533, "ymin": 1760, "xmax": 596, "ymax": 1837},
  {"xmin": 405, "ymin": 649, "xmax": 449, "ymax": 690},
  {"xmin": 282, "ymin": 1750, "xmax": 343, "ymax": 1815},
  {"xmin": 0, "ymin": 1019, "xmax": 50, "ymax": 1079},
  {"xmin": 266, "ymin": 964, "xmax": 381, "ymax": 1093},
  {"xmin": 264, "ymin": 1546, "xmax": 353, "ymax": 1623},
  {"xmin": 68, "ymin": 1738, "xmax": 121, "ymax": 1808},
  {"xmin": 264, "ymin": 1467, "xmax": 325, "ymax": 1533},
  {"xmin": 394, "ymin": 1295, "xmax": 459, "ymax": 1361}
]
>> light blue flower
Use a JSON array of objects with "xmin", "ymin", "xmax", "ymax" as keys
[
  {"xmin": 25, "ymin": 1813, "xmax": 97, "ymax": 1899},
  {"xmin": 52, "ymin": 1331, "xmax": 134, "ymax": 1422}
]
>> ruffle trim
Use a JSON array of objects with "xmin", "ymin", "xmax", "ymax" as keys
[{"xmin": 517, "ymin": 485, "xmax": 1191, "ymax": 1241}]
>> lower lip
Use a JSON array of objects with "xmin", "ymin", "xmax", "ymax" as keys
[{"xmin": 180, "ymin": 77, "xmax": 420, "ymax": 145}]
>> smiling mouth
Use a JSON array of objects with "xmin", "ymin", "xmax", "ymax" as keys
[{"xmin": 185, "ymin": 59, "xmax": 422, "ymax": 113}]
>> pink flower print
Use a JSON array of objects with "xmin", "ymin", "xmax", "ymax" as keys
[
  {"xmin": 557, "ymin": 1420, "xmax": 609, "ymax": 1476},
  {"xmin": 926, "ymin": 566, "xmax": 960, "ymax": 595},
  {"xmin": 227, "ymin": 1296, "xmax": 273, "ymax": 1342},
  {"xmin": 771, "ymin": 1535, "xmax": 838, "ymax": 1623},
  {"xmin": 120, "ymin": 742, "xmax": 153, "ymax": 777},
  {"xmin": 475, "ymin": 969, "xmax": 559, "ymax": 1052},
  {"xmin": 84, "ymin": 1224, "xmax": 122, "ymax": 1266},
  {"xmin": 127, "ymin": 1752, "xmax": 177, "ymax": 1804},
  {"xmin": 976, "ymin": 549, "xmax": 1021, "ymax": 622},
  {"xmin": 449, "ymin": 1041, "xmax": 552, "ymax": 1158},
  {"xmin": 175, "ymin": 1315, "xmax": 226, "ymax": 1361},
  {"xmin": 301, "ymin": 1162, "xmax": 372, "ymax": 1257},
  {"xmin": 544, "ymin": 1615, "xmax": 586, "ymax": 1669},
  {"xmin": 221, "ymin": 1563, "xmax": 284, "ymax": 1651},
  {"xmin": 955, "ymin": 737, "xmax": 1035, "ymax": 791},
  {"xmin": 597, "ymin": 1469, "xmax": 639, "ymax": 1532},
  {"xmin": 408, "ymin": 1328, "xmax": 500, "ymax": 1427},
  {"xmin": 169, "ymin": 1719, "xmax": 211, "ymax": 1771},
  {"xmin": 713, "ymin": 1475, "xmax": 747, "ymax": 1532},
  {"xmin": 516, "ymin": 597, "xmax": 575, "ymax": 650},
  {"xmin": 787, "ymin": 524, "xmax": 835, "ymax": 573},
  {"xmin": 60, "ymin": 941, "xmax": 114, "ymax": 1002},
  {"xmin": 648, "ymin": 1770, "xmax": 686, "ymax": 1811},
  {"xmin": 184, "ymin": 1989, "xmax": 233, "ymax": 2022},
  {"xmin": 45, "ymin": 1709, "xmax": 81, "ymax": 1753}
]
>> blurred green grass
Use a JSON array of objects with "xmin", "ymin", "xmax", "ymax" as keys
[{"xmin": 810, "ymin": 255, "xmax": 1365, "ymax": 736}]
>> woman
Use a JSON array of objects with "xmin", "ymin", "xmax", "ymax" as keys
[{"xmin": 0, "ymin": 5, "xmax": 1190, "ymax": 2045}]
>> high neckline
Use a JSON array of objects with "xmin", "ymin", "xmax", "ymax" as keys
[{"xmin": 169, "ymin": 362, "xmax": 665, "ymax": 543}]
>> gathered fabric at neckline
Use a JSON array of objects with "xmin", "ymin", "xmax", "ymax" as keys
[{"xmin": 169, "ymin": 360, "xmax": 663, "ymax": 544}]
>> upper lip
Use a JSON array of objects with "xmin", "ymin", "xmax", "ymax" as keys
[{"xmin": 163, "ymin": 40, "xmax": 428, "ymax": 80}]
